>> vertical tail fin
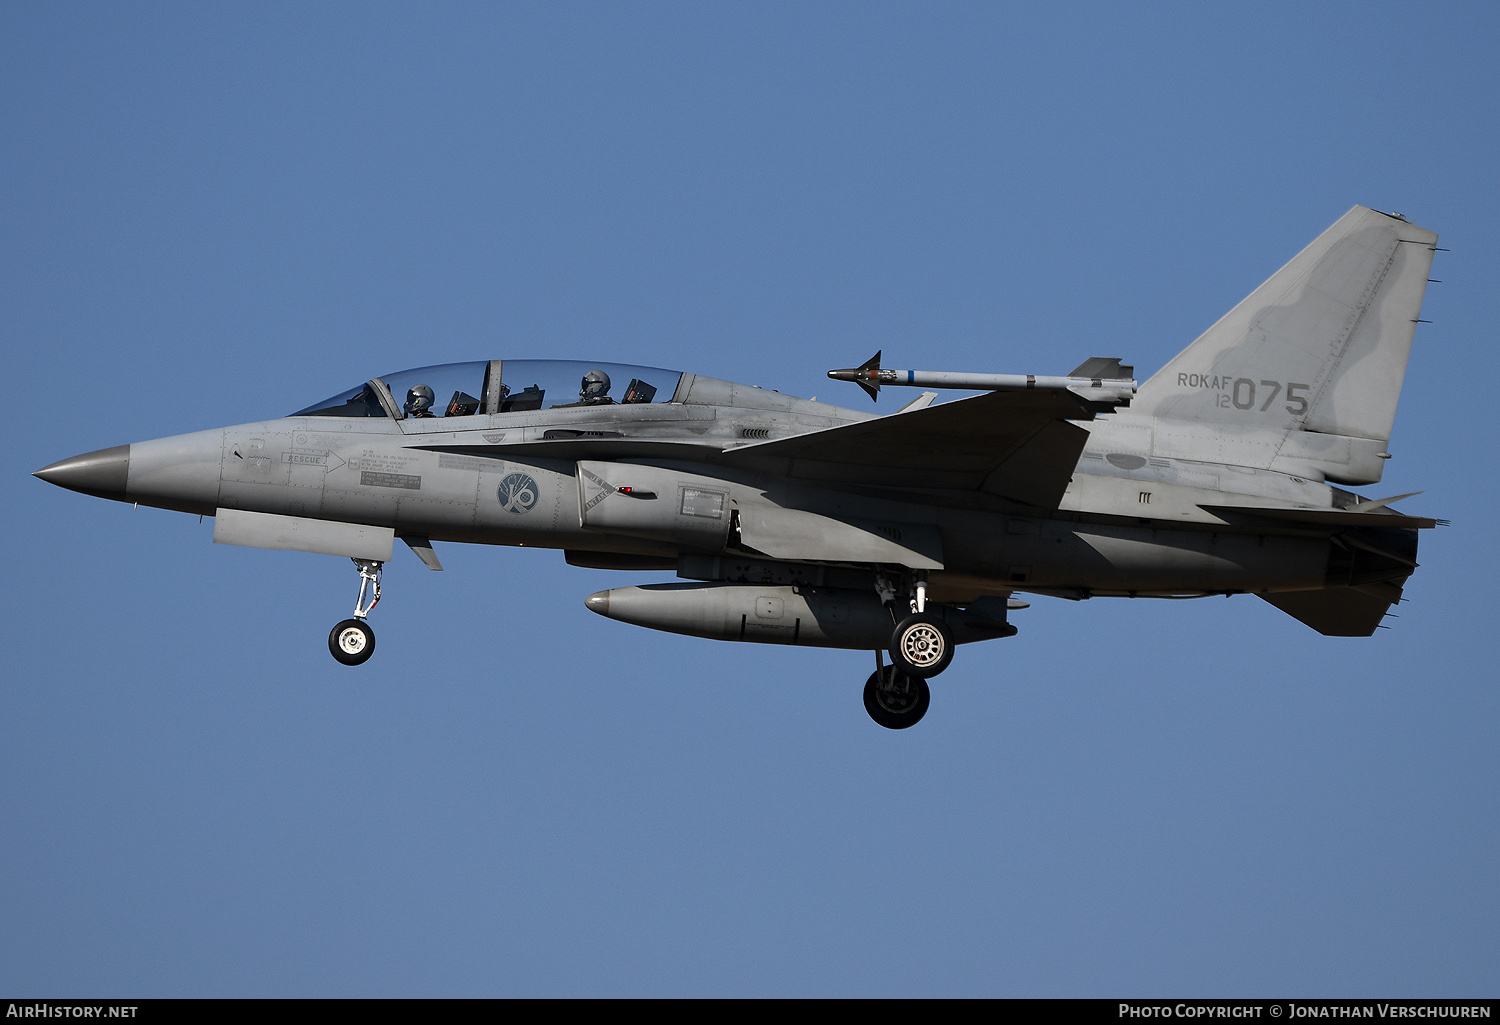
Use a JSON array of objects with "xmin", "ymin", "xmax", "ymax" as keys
[{"xmin": 1134, "ymin": 207, "xmax": 1437, "ymax": 446}]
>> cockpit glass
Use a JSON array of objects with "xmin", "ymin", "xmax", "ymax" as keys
[
  {"xmin": 293, "ymin": 383, "xmax": 386, "ymax": 418},
  {"xmin": 293, "ymin": 360, "xmax": 682, "ymax": 418},
  {"xmin": 380, "ymin": 362, "xmax": 488, "ymax": 419},
  {"xmin": 293, "ymin": 362, "xmax": 489, "ymax": 418},
  {"xmin": 495, "ymin": 361, "xmax": 681, "ymax": 412}
]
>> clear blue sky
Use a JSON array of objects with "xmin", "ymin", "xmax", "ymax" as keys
[{"xmin": 3, "ymin": 1, "xmax": 1496, "ymax": 997}]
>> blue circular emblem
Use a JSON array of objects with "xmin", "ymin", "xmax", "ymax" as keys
[{"xmin": 497, "ymin": 472, "xmax": 540, "ymax": 514}]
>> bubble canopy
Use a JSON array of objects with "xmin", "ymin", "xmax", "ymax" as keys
[{"xmin": 293, "ymin": 360, "xmax": 684, "ymax": 418}]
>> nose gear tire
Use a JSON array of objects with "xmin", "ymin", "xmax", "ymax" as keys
[
  {"xmin": 889, "ymin": 614, "xmax": 954, "ymax": 678},
  {"xmin": 863, "ymin": 667, "xmax": 930, "ymax": 729},
  {"xmin": 329, "ymin": 619, "xmax": 376, "ymax": 666}
]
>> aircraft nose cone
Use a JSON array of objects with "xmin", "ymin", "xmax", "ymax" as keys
[
  {"xmin": 33, "ymin": 445, "xmax": 131, "ymax": 501},
  {"xmin": 585, "ymin": 591, "xmax": 610, "ymax": 617}
]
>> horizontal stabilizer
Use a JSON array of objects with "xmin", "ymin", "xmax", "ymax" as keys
[
  {"xmin": 1261, "ymin": 584, "xmax": 1403, "ymax": 636},
  {"xmin": 727, "ymin": 388, "xmax": 1098, "ymax": 506}
]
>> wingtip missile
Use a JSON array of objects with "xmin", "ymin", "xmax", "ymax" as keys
[{"xmin": 828, "ymin": 351, "xmax": 1136, "ymax": 410}]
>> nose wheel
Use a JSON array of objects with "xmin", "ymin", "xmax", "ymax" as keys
[
  {"xmin": 329, "ymin": 558, "xmax": 382, "ymax": 666},
  {"xmin": 329, "ymin": 618, "xmax": 376, "ymax": 665}
]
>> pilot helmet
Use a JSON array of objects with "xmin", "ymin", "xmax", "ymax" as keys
[
  {"xmin": 580, "ymin": 369, "xmax": 611, "ymax": 401},
  {"xmin": 404, "ymin": 384, "xmax": 435, "ymax": 416}
]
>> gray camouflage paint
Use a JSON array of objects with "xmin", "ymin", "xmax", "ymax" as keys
[{"xmin": 36, "ymin": 206, "xmax": 1439, "ymax": 651}]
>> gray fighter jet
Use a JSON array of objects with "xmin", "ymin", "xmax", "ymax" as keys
[{"xmin": 35, "ymin": 206, "xmax": 1442, "ymax": 728}]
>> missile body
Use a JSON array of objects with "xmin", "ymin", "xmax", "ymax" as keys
[{"xmin": 828, "ymin": 350, "xmax": 1136, "ymax": 406}]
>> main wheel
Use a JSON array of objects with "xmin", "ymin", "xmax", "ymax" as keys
[
  {"xmin": 863, "ymin": 666, "xmax": 930, "ymax": 730},
  {"xmin": 329, "ymin": 619, "xmax": 376, "ymax": 666},
  {"xmin": 889, "ymin": 613, "xmax": 954, "ymax": 678}
]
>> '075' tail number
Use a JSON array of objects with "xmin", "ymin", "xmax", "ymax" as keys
[{"xmin": 1179, "ymin": 374, "xmax": 1310, "ymax": 415}]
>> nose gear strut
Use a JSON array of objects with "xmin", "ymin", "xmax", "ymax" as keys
[{"xmin": 352, "ymin": 559, "xmax": 382, "ymax": 618}]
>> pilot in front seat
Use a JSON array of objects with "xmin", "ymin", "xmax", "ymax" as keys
[
  {"xmin": 578, "ymin": 369, "xmax": 614, "ymax": 405},
  {"xmin": 404, "ymin": 384, "xmax": 436, "ymax": 418}
]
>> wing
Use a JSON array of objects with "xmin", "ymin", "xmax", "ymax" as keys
[
  {"xmin": 1200, "ymin": 505, "xmax": 1440, "ymax": 530},
  {"xmin": 723, "ymin": 389, "xmax": 1099, "ymax": 507}
]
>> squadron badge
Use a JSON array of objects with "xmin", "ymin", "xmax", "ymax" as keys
[{"xmin": 497, "ymin": 472, "xmax": 539, "ymax": 514}]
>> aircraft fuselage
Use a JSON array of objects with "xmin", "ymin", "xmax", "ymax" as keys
[{"xmin": 59, "ymin": 381, "xmax": 1344, "ymax": 604}]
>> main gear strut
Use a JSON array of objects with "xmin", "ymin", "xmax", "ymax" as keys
[{"xmin": 876, "ymin": 568, "xmax": 955, "ymax": 679}]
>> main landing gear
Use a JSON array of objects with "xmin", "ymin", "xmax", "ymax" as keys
[
  {"xmin": 864, "ymin": 654, "xmax": 930, "ymax": 730},
  {"xmin": 863, "ymin": 571, "xmax": 953, "ymax": 729},
  {"xmin": 889, "ymin": 613, "xmax": 954, "ymax": 677},
  {"xmin": 329, "ymin": 558, "xmax": 382, "ymax": 666}
]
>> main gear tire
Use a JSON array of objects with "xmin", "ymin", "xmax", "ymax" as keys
[
  {"xmin": 864, "ymin": 666, "xmax": 930, "ymax": 729},
  {"xmin": 889, "ymin": 613, "xmax": 954, "ymax": 678},
  {"xmin": 329, "ymin": 619, "xmax": 376, "ymax": 666}
]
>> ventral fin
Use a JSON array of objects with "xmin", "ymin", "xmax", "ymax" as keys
[{"xmin": 402, "ymin": 535, "xmax": 444, "ymax": 571}]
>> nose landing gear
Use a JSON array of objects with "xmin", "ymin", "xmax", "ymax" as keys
[{"xmin": 329, "ymin": 558, "xmax": 382, "ymax": 666}]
